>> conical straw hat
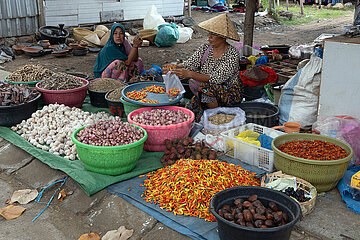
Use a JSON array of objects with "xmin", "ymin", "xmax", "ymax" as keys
[{"xmin": 198, "ymin": 13, "xmax": 240, "ymax": 41}]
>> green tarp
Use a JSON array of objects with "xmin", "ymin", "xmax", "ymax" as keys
[{"xmin": 0, "ymin": 97, "xmax": 163, "ymax": 196}]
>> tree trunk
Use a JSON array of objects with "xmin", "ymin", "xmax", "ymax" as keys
[
  {"xmin": 243, "ymin": 0, "xmax": 257, "ymax": 56},
  {"xmin": 268, "ymin": 0, "xmax": 272, "ymax": 14},
  {"xmin": 286, "ymin": 0, "xmax": 289, "ymax": 10},
  {"xmin": 300, "ymin": 0, "xmax": 304, "ymax": 15}
]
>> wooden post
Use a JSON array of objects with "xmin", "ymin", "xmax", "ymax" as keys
[
  {"xmin": 286, "ymin": 0, "xmax": 289, "ymax": 10},
  {"xmin": 243, "ymin": 0, "xmax": 257, "ymax": 56},
  {"xmin": 37, "ymin": 0, "xmax": 45, "ymax": 27},
  {"xmin": 268, "ymin": 0, "xmax": 272, "ymax": 14},
  {"xmin": 188, "ymin": 0, "xmax": 191, "ymax": 17},
  {"xmin": 300, "ymin": 0, "xmax": 304, "ymax": 15}
]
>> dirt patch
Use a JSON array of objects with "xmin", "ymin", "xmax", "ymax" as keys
[{"xmin": 2, "ymin": 10, "xmax": 354, "ymax": 77}]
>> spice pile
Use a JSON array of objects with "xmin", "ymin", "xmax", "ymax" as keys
[
  {"xmin": 278, "ymin": 140, "xmax": 348, "ymax": 160},
  {"xmin": 39, "ymin": 73, "xmax": 85, "ymax": 90},
  {"xmin": 77, "ymin": 119, "xmax": 144, "ymax": 146},
  {"xmin": 209, "ymin": 113, "xmax": 235, "ymax": 125},
  {"xmin": 142, "ymin": 159, "xmax": 260, "ymax": 221},
  {"xmin": 160, "ymin": 137, "xmax": 217, "ymax": 166},
  {"xmin": 0, "ymin": 83, "xmax": 39, "ymax": 106},
  {"xmin": 6, "ymin": 64, "xmax": 53, "ymax": 82},
  {"xmin": 88, "ymin": 78, "xmax": 127, "ymax": 92},
  {"xmin": 11, "ymin": 104, "xmax": 114, "ymax": 160},
  {"xmin": 217, "ymin": 195, "xmax": 290, "ymax": 228},
  {"xmin": 130, "ymin": 108, "xmax": 191, "ymax": 126}
]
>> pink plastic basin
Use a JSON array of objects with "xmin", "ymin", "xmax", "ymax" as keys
[
  {"xmin": 36, "ymin": 78, "xmax": 89, "ymax": 108},
  {"xmin": 128, "ymin": 106, "xmax": 195, "ymax": 152}
]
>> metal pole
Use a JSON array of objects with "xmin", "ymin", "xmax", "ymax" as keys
[{"xmin": 188, "ymin": 0, "xmax": 191, "ymax": 17}]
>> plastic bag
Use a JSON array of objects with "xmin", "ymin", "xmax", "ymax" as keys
[
  {"xmin": 313, "ymin": 116, "xmax": 360, "ymax": 167},
  {"xmin": 143, "ymin": 5, "xmax": 166, "ymax": 30},
  {"xmin": 155, "ymin": 23, "xmax": 179, "ymax": 47},
  {"xmin": 177, "ymin": 26, "xmax": 193, "ymax": 44},
  {"xmin": 163, "ymin": 72, "xmax": 185, "ymax": 98},
  {"xmin": 235, "ymin": 130, "xmax": 261, "ymax": 147},
  {"xmin": 202, "ymin": 107, "xmax": 246, "ymax": 131}
]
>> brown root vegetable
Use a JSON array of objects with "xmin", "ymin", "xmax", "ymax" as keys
[
  {"xmin": 273, "ymin": 211, "xmax": 283, "ymax": 224},
  {"xmin": 283, "ymin": 213, "xmax": 289, "ymax": 223},
  {"xmin": 222, "ymin": 205, "xmax": 231, "ymax": 212},
  {"xmin": 253, "ymin": 213, "xmax": 266, "ymax": 221},
  {"xmin": 243, "ymin": 201, "xmax": 252, "ymax": 208},
  {"xmin": 234, "ymin": 198, "xmax": 244, "ymax": 206},
  {"xmin": 249, "ymin": 206, "xmax": 256, "ymax": 215},
  {"xmin": 235, "ymin": 213, "xmax": 244, "ymax": 220},
  {"xmin": 218, "ymin": 209, "xmax": 225, "ymax": 217},
  {"xmin": 224, "ymin": 212, "xmax": 234, "ymax": 221},
  {"xmin": 266, "ymin": 213, "xmax": 274, "ymax": 220},
  {"xmin": 243, "ymin": 209, "xmax": 253, "ymax": 222},
  {"xmin": 269, "ymin": 202, "xmax": 278, "ymax": 212},
  {"xmin": 252, "ymin": 200, "xmax": 264, "ymax": 208},
  {"xmin": 246, "ymin": 222, "xmax": 255, "ymax": 228},
  {"xmin": 264, "ymin": 219, "xmax": 275, "ymax": 227},
  {"xmin": 260, "ymin": 225, "xmax": 268, "ymax": 229},
  {"xmin": 254, "ymin": 220, "xmax": 264, "ymax": 228},
  {"xmin": 256, "ymin": 206, "xmax": 266, "ymax": 215},
  {"xmin": 248, "ymin": 194, "xmax": 258, "ymax": 202},
  {"xmin": 236, "ymin": 219, "xmax": 246, "ymax": 226}
]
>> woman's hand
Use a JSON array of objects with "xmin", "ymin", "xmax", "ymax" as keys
[
  {"xmin": 173, "ymin": 67, "xmax": 191, "ymax": 79},
  {"xmin": 133, "ymin": 35, "xmax": 143, "ymax": 48}
]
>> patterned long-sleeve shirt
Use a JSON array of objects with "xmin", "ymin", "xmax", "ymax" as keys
[{"xmin": 183, "ymin": 43, "xmax": 240, "ymax": 85}]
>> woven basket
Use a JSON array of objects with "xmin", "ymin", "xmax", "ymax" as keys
[
  {"xmin": 73, "ymin": 28, "xmax": 98, "ymax": 47},
  {"xmin": 138, "ymin": 29, "xmax": 157, "ymax": 43},
  {"xmin": 261, "ymin": 171, "xmax": 317, "ymax": 217}
]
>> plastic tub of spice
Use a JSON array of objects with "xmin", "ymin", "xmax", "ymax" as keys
[
  {"xmin": 88, "ymin": 78, "xmax": 127, "ymax": 108},
  {"xmin": 272, "ymin": 133, "xmax": 354, "ymax": 192},
  {"xmin": 36, "ymin": 73, "xmax": 89, "ymax": 108},
  {"xmin": 5, "ymin": 64, "xmax": 54, "ymax": 88},
  {"xmin": 0, "ymin": 83, "xmax": 42, "ymax": 127}
]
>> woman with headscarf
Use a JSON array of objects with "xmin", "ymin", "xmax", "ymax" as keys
[
  {"xmin": 93, "ymin": 23, "xmax": 144, "ymax": 81},
  {"xmin": 165, "ymin": 13, "xmax": 243, "ymax": 121}
]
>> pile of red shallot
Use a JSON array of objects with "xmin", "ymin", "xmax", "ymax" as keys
[
  {"xmin": 130, "ymin": 108, "xmax": 191, "ymax": 126},
  {"xmin": 76, "ymin": 119, "xmax": 144, "ymax": 146}
]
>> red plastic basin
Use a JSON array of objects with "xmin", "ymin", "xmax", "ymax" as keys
[
  {"xmin": 128, "ymin": 106, "xmax": 195, "ymax": 152},
  {"xmin": 36, "ymin": 78, "xmax": 89, "ymax": 108}
]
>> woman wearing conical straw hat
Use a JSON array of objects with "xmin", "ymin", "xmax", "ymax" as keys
[{"xmin": 171, "ymin": 13, "xmax": 244, "ymax": 121}]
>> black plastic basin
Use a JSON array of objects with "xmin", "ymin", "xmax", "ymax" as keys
[
  {"xmin": 234, "ymin": 102, "xmax": 279, "ymax": 127},
  {"xmin": 0, "ymin": 93, "xmax": 41, "ymax": 127},
  {"xmin": 88, "ymin": 89, "xmax": 108, "ymax": 108},
  {"xmin": 210, "ymin": 186, "xmax": 301, "ymax": 240},
  {"xmin": 39, "ymin": 26, "xmax": 69, "ymax": 44}
]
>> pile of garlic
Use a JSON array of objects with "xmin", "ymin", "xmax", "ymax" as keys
[{"xmin": 11, "ymin": 104, "xmax": 115, "ymax": 160}]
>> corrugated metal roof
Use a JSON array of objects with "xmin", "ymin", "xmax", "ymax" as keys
[{"xmin": 0, "ymin": 0, "xmax": 39, "ymax": 37}]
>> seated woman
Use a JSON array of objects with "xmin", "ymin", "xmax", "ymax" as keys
[
  {"xmin": 169, "ymin": 13, "xmax": 243, "ymax": 121},
  {"xmin": 93, "ymin": 23, "xmax": 144, "ymax": 81}
]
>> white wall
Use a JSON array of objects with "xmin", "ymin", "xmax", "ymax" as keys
[
  {"xmin": 43, "ymin": 0, "xmax": 184, "ymax": 26},
  {"xmin": 318, "ymin": 39, "xmax": 360, "ymax": 120}
]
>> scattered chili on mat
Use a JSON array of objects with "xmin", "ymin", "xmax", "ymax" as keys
[
  {"xmin": 126, "ymin": 90, "xmax": 147, "ymax": 100},
  {"xmin": 141, "ymin": 159, "xmax": 260, "ymax": 221},
  {"xmin": 278, "ymin": 140, "xmax": 348, "ymax": 160}
]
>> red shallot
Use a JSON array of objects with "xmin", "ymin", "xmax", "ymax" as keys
[
  {"xmin": 76, "ymin": 119, "xmax": 144, "ymax": 146},
  {"xmin": 130, "ymin": 108, "xmax": 191, "ymax": 126}
]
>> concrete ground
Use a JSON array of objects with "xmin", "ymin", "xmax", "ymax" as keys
[{"xmin": 1, "ymin": 71, "xmax": 360, "ymax": 240}]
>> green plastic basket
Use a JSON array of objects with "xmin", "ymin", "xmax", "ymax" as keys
[
  {"xmin": 4, "ymin": 75, "xmax": 42, "ymax": 88},
  {"xmin": 272, "ymin": 133, "xmax": 354, "ymax": 192},
  {"xmin": 120, "ymin": 97, "xmax": 145, "ymax": 117},
  {"xmin": 71, "ymin": 125, "xmax": 147, "ymax": 175}
]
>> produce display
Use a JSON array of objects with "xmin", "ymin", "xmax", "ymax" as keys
[
  {"xmin": 160, "ymin": 137, "xmax": 217, "ymax": 166},
  {"xmin": 167, "ymin": 88, "xmax": 180, "ymax": 98},
  {"xmin": 209, "ymin": 113, "xmax": 235, "ymax": 125},
  {"xmin": 278, "ymin": 140, "xmax": 348, "ymax": 160},
  {"xmin": 282, "ymin": 187, "xmax": 310, "ymax": 202},
  {"xmin": 76, "ymin": 119, "xmax": 144, "ymax": 146},
  {"xmin": 126, "ymin": 90, "xmax": 147, "ymax": 101},
  {"xmin": 88, "ymin": 78, "xmax": 126, "ymax": 92},
  {"xmin": 142, "ymin": 159, "xmax": 260, "ymax": 221},
  {"xmin": 130, "ymin": 108, "xmax": 191, "ymax": 126},
  {"xmin": 11, "ymin": 104, "xmax": 115, "ymax": 160},
  {"xmin": 140, "ymin": 85, "xmax": 165, "ymax": 93},
  {"xmin": 107, "ymin": 88, "xmax": 125, "ymax": 101},
  {"xmin": 38, "ymin": 72, "xmax": 85, "ymax": 90},
  {"xmin": 0, "ymin": 83, "xmax": 39, "ymax": 106},
  {"xmin": 217, "ymin": 195, "xmax": 290, "ymax": 228},
  {"xmin": 6, "ymin": 64, "xmax": 53, "ymax": 82},
  {"xmin": 139, "ymin": 99, "xmax": 159, "ymax": 104}
]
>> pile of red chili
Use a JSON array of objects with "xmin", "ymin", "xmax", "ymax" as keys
[
  {"xmin": 141, "ymin": 85, "xmax": 166, "ymax": 93},
  {"xmin": 278, "ymin": 140, "xmax": 348, "ymax": 161},
  {"xmin": 126, "ymin": 90, "xmax": 147, "ymax": 100},
  {"xmin": 141, "ymin": 159, "xmax": 260, "ymax": 221}
]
